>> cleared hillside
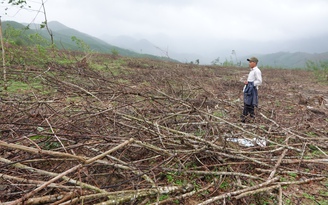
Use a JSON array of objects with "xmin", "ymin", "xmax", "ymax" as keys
[{"xmin": 0, "ymin": 50, "xmax": 327, "ymax": 204}]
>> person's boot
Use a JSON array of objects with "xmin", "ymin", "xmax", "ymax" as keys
[
  {"xmin": 250, "ymin": 114, "xmax": 255, "ymax": 123},
  {"xmin": 240, "ymin": 115, "xmax": 246, "ymax": 123}
]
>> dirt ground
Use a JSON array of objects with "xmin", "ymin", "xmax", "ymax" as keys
[{"xmin": 0, "ymin": 56, "xmax": 327, "ymax": 204}]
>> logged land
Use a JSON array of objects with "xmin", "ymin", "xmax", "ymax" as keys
[{"xmin": 0, "ymin": 54, "xmax": 328, "ymax": 205}]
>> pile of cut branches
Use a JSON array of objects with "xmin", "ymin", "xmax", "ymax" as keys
[{"xmin": 1, "ymin": 57, "xmax": 327, "ymax": 204}]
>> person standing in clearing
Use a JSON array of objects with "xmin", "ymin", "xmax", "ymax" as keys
[{"xmin": 241, "ymin": 57, "xmax": 262, "ymax": 123}]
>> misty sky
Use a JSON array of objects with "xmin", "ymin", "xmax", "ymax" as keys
[{"xmin": 2, "ymin": 0, "xmax": 328, "ymax": 62}]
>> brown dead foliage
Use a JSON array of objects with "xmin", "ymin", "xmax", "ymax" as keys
[{"xmin": 0, "ymin": 55, "xmax": 327, "ymax": 205}]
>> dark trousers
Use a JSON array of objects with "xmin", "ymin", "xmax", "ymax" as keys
[
  {"xmin": 241, "ymin": 103, "xmax": 255, "ymax": 122},
  {"xmin": 243, "ymin": 103, "xmax": 255, "ymax": 117}
]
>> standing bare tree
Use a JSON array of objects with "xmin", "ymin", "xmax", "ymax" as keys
[
  {"xmin": 0, "ymin": 16, "xmax": 7, "ymax": 91},
  {"xmin": 40, "ymin": 0, "xmax": 53, "ymax": 45}
]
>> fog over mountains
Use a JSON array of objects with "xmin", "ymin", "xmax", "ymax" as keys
[
  {"xmin": 100, "ymin": 33, "xmax": 328, "ymax": 68},
  {"xmin": 7, "ymin": 20, "xmax": 328, "ymax": 68},
  {"xmin": 3, "ymin": 0, "xmax": 328, "ymax": 68},
  {"xmin": 100, "ymin": 35, "xmax": 203, "ymax": 64}
]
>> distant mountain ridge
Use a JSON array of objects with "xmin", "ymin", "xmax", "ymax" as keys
[
  {"xmin": 256, "ymin": 51, "xmax": 328, "ymax": 68},
  {"xmin": 101, "ymin": 34, "xmax": 209, "ymax": 64},
  {"xmin": 45, "ymin": 21, "xmax": 162, "ymax": 58},
  {"xmin": 103, "ymin": 35, "xmax": 157, "ymax": 54},
  {"xmin": 2, "ymin": 21, "xmax": 175, "ymax": 61},
  {"xmin": 2, "ymin": 21, "xmax": 328, "ymax": 68},
  {"xmin": 101, "ymin": 33, "xmax": 328, "ymax": 68}
]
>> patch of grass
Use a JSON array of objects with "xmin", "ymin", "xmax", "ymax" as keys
[
  {"xmin": 311, "ymin": 150, "xmax": 323, "ymax": 157},
  {"xmin": 319, "ymin": 190, "xmax": 328, "ymax": 197},
  {"xmin": 118, "ymin": 79, "xmax": 130, "ymax": 84},
  {"xmin": 288, "ymin": 172, "xmax": 297, "ymax": 179},
  {"xmin": 166, "ymin": 173, "xmax": 174, "ymax": 183},
  {"xmin": 219, "ymin": 180, "xmax": 231, "ymax": 191},
  {"xmin": 66, "ymin": 96, "xmax": 83, "ymax": 104},
  {"xmin": 306, "ymin": 145, "xmax": 325, "ymax": 157},
  {"xmin": 141, "ymin": 63, "xmax": 150, "ymax": 69},
  {"xmin": 303, "ymin": 193, "xmax": 315, "ymax": 200},
  {"xmin": 29, "ymin": 135, "xmax": 48, "ymax": 140},
  {"xmin": 324, "ymin": 180, "xmax": 328, "ymax": 188},
  {"xmin": 166, "ymin": 172, "xmax": 183, "ymax": 185},
  {"xmin": 173, "ymin": 199, "xmax": 180, "ymax": 204},
  {"xmin": 194, "ymin": 129, "xmax": 206, "ymax": 137},
  {"xmin": 275, "ymin": 100, "xmax": 281, "ymax": 107},
  {"xmin": 175, "ymin": 179, "xmax": 183, "ymax": 186},
  {"xmin": 253, "ymin": 193, "xmax": 275, "ymax": 205},
  {"xmin": 6, "ymin": 80, "xmax": 43, "ymax": 93},
  {"xmin": 306, "ymin": 132, "xmax": 317, "ymax": 137},
  {"xmin": 141, "ymin": 81, "xmax": 151, "ymax": 87},
  {"xmin": 204, "ymin": 175, "xmax": 213, "ymax": 182},
  {"xmin": 43, "ymin": 141, "xmax": 61, "ymax": 150},
  {"xmin": 306, "ymin": 60, "xmax": 328, "ymax": 83},
  {"xmin": 284, "ymin": 198, "xmax": 292, "ymax": 205},
  {"xmin": 213, "ymin": 110, "xmax": 225, "ymax": 118},
  {"xmin": 93, "ymin": 59, "xmax": 130, "ymax": 76},
  {"xmin": 159, "ymin": 194, "xmax": 169, "ymax": 201},
  {"xmin": 308, "ymin": 144, "xmax": 318, "ymax": 150},
  {"xmin": 318, "ymin": 199, "xmax": 328, "ymax": 205},
  {"xmin": 185, "ymin": 162, "xmax": 198, "ymax": 169}
]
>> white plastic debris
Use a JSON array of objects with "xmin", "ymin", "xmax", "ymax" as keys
[
  {"xmin": 227, "ymin": 137, "xmax": 266, "ymax": 147},
  {"xmin": 254, "ymin": 138, "xmax": 267, "ymax": 147},
  {"xmin": 227, "ymin": 138, "xmax": 254, "ymax": 147}
]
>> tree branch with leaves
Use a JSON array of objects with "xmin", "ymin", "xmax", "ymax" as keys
[{"xmin": 2, "ymin": 0, "xmax": 53, "ymax": 44}]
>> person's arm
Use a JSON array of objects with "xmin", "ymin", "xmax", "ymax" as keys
[{"xmin": 254, "ymin": 70, "xmax": 262, "ymax": 87}]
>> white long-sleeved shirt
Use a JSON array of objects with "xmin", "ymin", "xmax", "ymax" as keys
[{"xmin": 247, "ymin": 66, "xmax": 262, "ymax": 88}]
